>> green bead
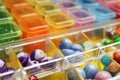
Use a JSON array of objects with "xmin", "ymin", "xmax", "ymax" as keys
[
  {"xmin": 104, "ymin": 66, "xmax": 109, "ymax": 72},
  {"xmin": 101, "ymin": 55, "xmax": 112, "ymax": 66},
  {"xmin": 103, "ymin": 39, "xmax": 113, "ymax": 45},
  {"xmin": 114, "ymin": 37, "xmax": 120, "ymax": 42}
]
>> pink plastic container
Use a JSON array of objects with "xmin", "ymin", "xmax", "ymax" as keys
[{"xmin": 69, "ymin": 8, "xmax": 96, "ymax": 28}]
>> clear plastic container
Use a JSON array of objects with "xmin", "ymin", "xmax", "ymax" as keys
[
  {"xmin": 11, "ymin": 5, "xmax": 38, "ymax": 22},
  {"xmin": 69, "ymin": 7, "xmax": 96, "ymax": 28},
  {"xmin": 45, "ymin": 12, "xmax": 75, "ymax": 32},
  {"xmin": 88, "ymin": 6, "xmax": 116, "ymax": 22},
  {"xmin": 76, "ymin": 0, "xmax": 100, "ymax": 9},
  {"xmin": 3, "ymin": 0, "xmax": 28, "ymax": 11},
  {"xmin": 35, "ymin": 2, "xmax": 61, "ymax": 17},
  {"xmin": 58, "ymin": 0, "xmax": 81, "ymax": 14},
  {"xmin": 97, "ymin": 0, "xmax": 120, "ymax": 18},
  {"xmin": 19, "ymin": 15, "xmax": 50, "ymax": 38},
  {"xmin": 0, "ymin": 20, "xmax": 22, "ymax": 42},
  {"xmin": 0, "ymin": 9, "xmax": 13, "ymax": 21}
]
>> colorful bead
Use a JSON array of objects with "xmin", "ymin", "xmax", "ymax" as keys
[
  {"xmin": 108, "ymin": 62, "xmax": 120, "ymax": 73},
  {"xmin": 101, "ymin": 55, "xmax": 112, "ymax": 66}
]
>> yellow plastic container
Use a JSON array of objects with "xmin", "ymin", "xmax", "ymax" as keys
[
  {"xmin": 45, "ymin": 12, "xmax": 75, "ymax": 32},
  {"xmin": 35, "ymin": 2, "xmax": 61, "ymax": 17},
  {"xmin": 26, "ymin": 0, "xmax": 49, "ymax": 6}
]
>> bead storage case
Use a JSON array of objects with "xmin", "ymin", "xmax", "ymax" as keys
[
  {"xmin": 45, "ymin": 12, "xmax": 75, "ymax": 31},
  {"xmin": 10, "ymin": 38, "xmax": 64, "ymax": 78},
  {"xmin": 0, "ymin": 9, "xmax": 13, "ymax": 21},
  {"xmin": 57, "ymin": 0, "xmax": 81, "ymax": 13},
  {"xmin": 69, "ymin": 7, "xmax": 96, "ymax": 28},
  {"xmin": 18, "ymin": 15, "xmax": 50, "ymax": 38},
  {"xmin": 0, "ymin": 47, "xmax": 22, "ymax": 80},
  {"xmin": 50, "ymin": 30, "xmax": 98, "ymax": 64},
  {"xmin": 82, "ymin": 22, "xmax": 120, "ymax": 47},
  {"xmin": 3, "ymin": 0, "xmax": 28, "ymax": 11},
  {"xmin": 35, "ymin": 2, "xmax": 61, "ymax": 17},
  {"xmin": 0, "ymin": 20, "xmax": 22, "ymax": 43},
  {"xmin": 73, "ymin": 52, "xmax": 120, "ymax": 80},
  {"xmin": 11, "ymin": 5, "xmax": 37, "ymax": 22},
  {"xmin": 97, "ymin": 0, "xmax": 120, "ymax": 18}
]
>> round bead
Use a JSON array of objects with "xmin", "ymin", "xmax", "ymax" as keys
[
  {"xmin": 108, "ymin": 62, "xmax": 120, "ymax": 73},
  {"xmin": 75, "ymin": 51, "xmax": 84, "ymax": 62},
  {"xmin": 103, "ymin": 66, "xmax": 109, "ymax": 72},
  {"xmin": 101, "ymin": 55, "xmax": 112, "ymax": 66},
  {"xmin": 76, "ymin": 68, "xmax": 86, "ymax": 79},
  {"xmin": 17, "ymin": 52, "xmax": 30, "ymax": 67},
  {"xmin": 84, "ymin": 64, "xmax": 98, "ymax": 79},
  {"xmin": 95, "ymin": 71, "xmax": 112, "ymax": 80},
  {"xmin": 62, "ymin": 49, "xmax": 75, "ymax": 56},
  {"xmin": 113, "ymin": 51, "xmax": 120, "ymax": 64},
  {"xmin": 0, "ymin": 59, "xmax": 7, "ymax": 73},
  {"xmin": 102, "ymin": 38, "xmax": 113, "ymax": 45},
  {"xmin": 41, "ymin": 57, "xmax": 56, "ymax": 70},
  {"xmin": 59, "ymin": 38, "xmax": 73, "ymax": 50},
  {"xmin": 72, "ymin": 44, "xmax": 83, "ymax": 52},
  {"xmin": 26, "ymin": 60, "xmax": 41, "ymax": 74},
  {"xmin": 30, "ymin": 49, "xmax": 45, "ymax": 62},
  {"xmin": 114, "ymin": 37, "xmax": 120, "ymax": 42}
]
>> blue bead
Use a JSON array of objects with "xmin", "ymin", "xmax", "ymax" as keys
[
  {"xmin": 76, "ymin": 68, "xmax": 86, "ymax": 79},
  {"xmin": 75, "ymin": 51, "xmax": 84, "ymax": 62},
  {"xmin": 59, "ymin": 38, "xmax": 73, "ymax": 50},
  {"xmin": 72, "ymin": 44, "xmax": 83, "ymax": 52},
  {"xmin": 101, "ymin": 55, "xmax": 112, "ymax": 66},
  {"xmin": 84, "ymin": 64, "xmax": 98, "ymax": 79}
]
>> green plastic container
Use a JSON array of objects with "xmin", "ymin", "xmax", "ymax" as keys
[
  {"xmin": 0, "ymin": 9, "xmax": 13, "ymax": 20},
  {"xmin": 0, "ymin": 20, "xmax": 22, "ymax": 43}
]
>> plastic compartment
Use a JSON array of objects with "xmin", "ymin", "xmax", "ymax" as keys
[
  {"xmin": 0, "ymin": 20, "xmax": 22, "ymax": 43},
  {"xmin": 50, "ymin": 30, "xmax": 98, "ymax": 65},
  {"xmin": 45, "ymin": 12, "xmax": 75, "ymax": 32},
  {"xmin": 0, "ymin": 9, "xmax": 13, "ymax": 21},
  {"xmin": 97, "ymin": 0, "xmax": 120, "ymax": 18},
  {"xmin": 88, "ymin": 6, "xmax": 116, "ymax": 22},
  {"xmin": 19, "ymin": 15, "xmax": 50, "ymax": 38},
  {"xmin": 3, "ymin": 0, "xmax": 28, "ymax": 11},
  {"xmin": 0, "ymin": 48, "xmax": 23, "ymax": 80},
  {"xmin": 74, "ymin": 52, "xmax": 120, "ymax": 80},
  {"xmin": 35, "ymin": 2, "xmax": 61, "ymax": 17},
  {"xmin": 12, "ymin": 39, "xmax": 63, "ymax": 78},
  {"xmin": 58, "ymin": 0, "xmax": 81, "ymax": 14},
  {"xmin": 26, "ymin": 0, "xmax": 50, "ymax": 6},
  {"xmin": 82, "ymin": 22, "xmax": 120, "ymax": 47},
  {"xmin": 11, "ymin": 5, "xmax": 37, "ymax": 22},
  {"xmin": 76, "ymin": 0, "xmax": 100, "ymax": 9},
  {"xmin": 69, "ymin": 7, "xmax": 96, "ymax": 28}
]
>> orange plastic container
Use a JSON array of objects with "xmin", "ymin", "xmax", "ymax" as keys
[
  {"xmin": 11, "ymin": 5, "xmax": 37, "ymax": 22},
  {"xmin": 19, "ymin": 15, "xmax": 50, "ymax": 38},
  {"xmin": 3, "ymin": 0, "xmax": 28, "ymax": 11}
]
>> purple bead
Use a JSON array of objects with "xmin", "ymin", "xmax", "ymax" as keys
[
  {"xmin": 17, "ymin": 52, "xmax": 30, "ymax": 67},
  {"xmin": 30, "ymin": 49, "xmax": 45, "ymax": 62},
  {"xmin": 26, "ymin": 60, "xmax": 41, "ymax": 74},
  {"xmin": 0, "ymin": 59, "xmax": 7, "ymax": 73},
  {"xmin": 41, "ymin": 57, "xmax": 56, "ymax": 70},
  {"xmin": 59, "ymin": 38, "xmax": 73, "ymax": 50},
  {"xmin": 2, "ymin": 67, "xmax": 14, "ymax": 80}
]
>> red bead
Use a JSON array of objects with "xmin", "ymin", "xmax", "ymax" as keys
[
  {"xmin": 113, "ymin": 52, "xmax": 120, "ymax": 64},
  {"xmin": 29, "ymin": 76, "xmax": 39, "ymax": 80}
]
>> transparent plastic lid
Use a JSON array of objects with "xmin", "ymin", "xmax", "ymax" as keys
[
  {"xmin": 70, "ymin": 7, "xmax": 95, "ymax": 23},
  {"xmin": 90, "ymin": 6, "xmax": 116, "ymax": 18},
  {"xmin": 45, "ymin": 12, "xmax": 75, "ymax": 28},
  {"xmin": 58, "ymin": 0, "xmax": 81, "ymax": 9},
  {"xmin": 0, "ymin": 9, "xmax": 13, "ymax": 21},
  {"xmin": 11, "ymin": 5, "xmax": 37, "ymax": 20},
  {"xmin": 19, "ymin": 15, "xmax": 50, "ymax": 34},
  {"xmin": 35, "ymin": 2, "xmax": 61, "ymax": 16},
  {"xmin": 0, "ymin": 20, "xmax": 22, "ymax": 40}
]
